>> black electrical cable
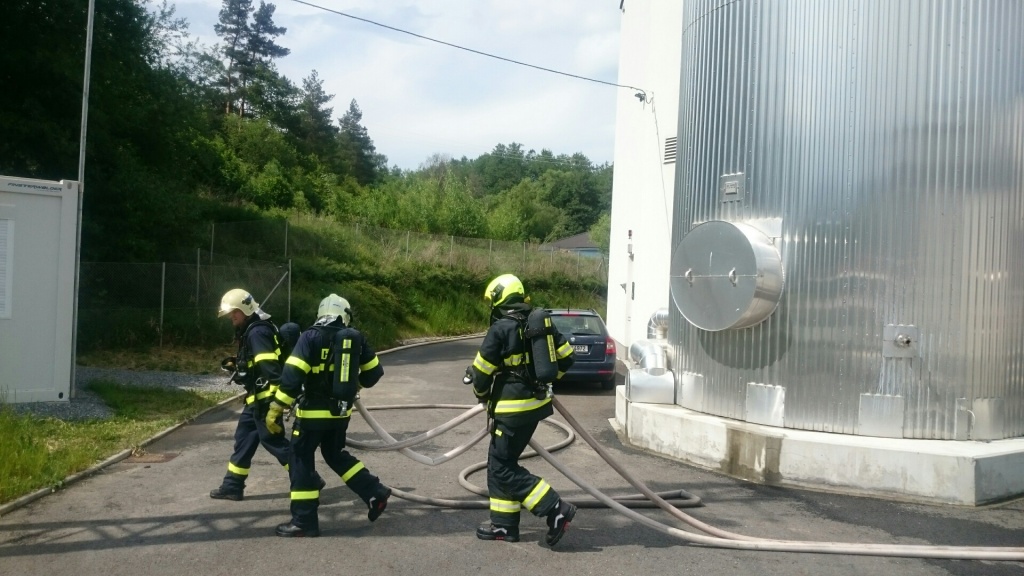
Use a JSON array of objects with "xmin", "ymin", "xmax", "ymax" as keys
[{"xmin": 289, "ymin": 0, "xmax": 648, "ymax": 99}]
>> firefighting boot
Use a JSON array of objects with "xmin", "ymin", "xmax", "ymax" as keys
[
  {"xmin": 367, "ymin": 485, "xmax": 392, "ymax": 522},
  {"xmin": 476, "ymin": 523, "xmax": 520, "ymax": 542},
  {"xmin": 209, "ymin": 486, "xmax": 244, "ymax": 501},
  {"xmin": 275, "ymin": 523, "xmax": 320, "ymax": 538},
  {"xmin": 544, "ymin": 500, "xmax": 577, "ymax": 546}
]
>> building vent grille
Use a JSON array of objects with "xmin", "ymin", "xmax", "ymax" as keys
[{"xmin": 663, "ymin": 137, "xmax": 677, "ymax": 164}]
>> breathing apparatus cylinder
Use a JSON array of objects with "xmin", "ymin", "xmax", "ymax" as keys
[
  {"xmin": 526, "ymin": 308, "xmax": 559, "ymax": 384},
  {"xmin": 332, "ymin": 327, "xmax": 362, "ymax": 404}
]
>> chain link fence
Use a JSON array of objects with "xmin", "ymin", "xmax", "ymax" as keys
[
  {"xmin": 79, "ymin": 217, "xmax": 607, "ymax": 350},
  {"xmin": 77, "ymin": 253, "xmax": 290, "ymax": 350}
]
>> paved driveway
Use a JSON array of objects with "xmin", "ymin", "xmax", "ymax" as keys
[{"xmin": 1, "ymin": 337, "xmax": 1022, "ymax": 576}]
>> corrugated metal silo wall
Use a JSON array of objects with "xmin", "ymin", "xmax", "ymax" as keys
[{"xmin": 671, "ymin": 0, "xmax": 1024, "ymax": 439}]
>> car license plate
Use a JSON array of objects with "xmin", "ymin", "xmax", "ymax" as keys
[{"xmin": 573, "ymin": 345, "xmax": 589, "ymax": 353}]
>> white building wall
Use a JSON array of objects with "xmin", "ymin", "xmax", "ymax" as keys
[
  {"xmin": 607, "ymin": 0, "xmax": 684, "ymax": 352},
  {"xmin": 0, "ymin": 176, "xmax": 79, "ymax": 402}
]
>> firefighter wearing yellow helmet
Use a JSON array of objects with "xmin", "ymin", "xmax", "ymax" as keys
[
  {"xmin": 210, "ymin": 289, "xmax": 323, "ymax": 501},
  {"xmin": 266, "ymin": 293, "xmax": 392, "ymax": 537},
  {"xmin": 469, "ymin": 274, "xmax": 577, "ymax": 546}
]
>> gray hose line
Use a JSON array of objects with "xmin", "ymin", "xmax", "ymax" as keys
[
  {"xmin": 349, "ymin": 398, "xmax": 1024, "ymax": 558},
  {"xmin": 456, "ymin": 458, "xmax": 702, "ymax": 508},
  {"xmin": 550, "ymin": 396, "xmax": 756, "ymax": 541},
  {"xmin": 530, "ymin": 432, "xmax": 1024, "ymax": 560},
  {"xmin": 453, "ymin": 421, "xmax": 701, "ymax": 509},
  {"xmin": 347, "ymin": 403, "xmax": 485, "ymax": 451},
  {"xmin": 549, "ymin": 398, "xmax": 1024, "ymax": 560},
  {"xmin": 351, "ymin": 401, "xmax": 487, "ymax": 466},
  {"xmin": 351, "ymin": 400, "xmax": 703, "ymax": 509}
]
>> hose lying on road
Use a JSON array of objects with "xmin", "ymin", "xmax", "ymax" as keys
[
  {"xmin": 349, "ymin": 401, "xmax": 702, "ymax": 510},
  {"xmin": 348, "ymin": 398, "xmax": 1024, "ymax": 560}
]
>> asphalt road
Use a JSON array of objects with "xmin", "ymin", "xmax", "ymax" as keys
[{"xmin": 1, "ymin": 337, "xmax": 1022, "ymax": 576}]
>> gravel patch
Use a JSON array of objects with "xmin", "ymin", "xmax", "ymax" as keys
[{"xmin": 7, "ymin": 367, "xmax": 242, "ymax": 422}]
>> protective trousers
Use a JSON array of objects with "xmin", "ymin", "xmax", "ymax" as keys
[
  {"xmin": 486, "ymin": 419, "xmax": 561, "ymax": 527},
  {"xmin": 220, "ymin": 401, "xmax": 290, "ymax": 492},
  {"xmin": 288, "ymin": 420, "xmax": 384, "ymax": 531}
]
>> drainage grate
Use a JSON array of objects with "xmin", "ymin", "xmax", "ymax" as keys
[{"xmin": 126, "ymin": 452, "xmax": 179, "ymax": 463}]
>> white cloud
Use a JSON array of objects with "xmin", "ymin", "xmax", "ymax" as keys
[{"xmin": 167, "ymin": 0, "xmax": 623, "ymax": 169}]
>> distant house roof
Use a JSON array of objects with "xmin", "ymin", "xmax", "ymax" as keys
[{"xmin": 541, "ymin": 232, "xmax": 599, "ymax": 252}]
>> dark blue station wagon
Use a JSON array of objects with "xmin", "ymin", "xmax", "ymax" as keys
[{"xmin": 546, "ymin": 308, "xmax": 618, "ymax": 390}]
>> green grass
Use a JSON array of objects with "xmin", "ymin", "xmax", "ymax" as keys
[{"xmin": 0, "ymin": 381, "xmax": 235, "ymax": 505}]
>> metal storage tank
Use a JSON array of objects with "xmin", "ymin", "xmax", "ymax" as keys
[{"xmin": 669, "ymin": 0, "xmax": 1024, "ymax": 440}]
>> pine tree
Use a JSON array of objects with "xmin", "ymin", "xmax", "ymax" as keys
[
  {"xmin": 215, "ymin": 0, "xmax": 289, "ymax": 116},
  {"xmin": 214, "ymin": 0, "xmax": 253, "ymax": 114},
  {"xmin": 294, "ymin": 70, "xmax": 338, "ymax": 158},
  {"xmin": 335, "ymin": 100, "xmax": 387, "ymax": 186}
]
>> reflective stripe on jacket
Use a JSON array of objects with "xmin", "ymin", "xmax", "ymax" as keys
[
  {"xmin": 274, "ymin": 323, "xmax": 383, "ymax": 429},
  {"xmin": 471, "ymin": 304, "xmax": 574, "ymax": 426},
  {"xmin": 238, "ymin": 318, "xmax": 283, "ymax": 402}
]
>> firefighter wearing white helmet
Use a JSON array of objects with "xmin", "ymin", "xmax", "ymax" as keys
[
  {"xmin": 210, "ymin": 288, "xmax": 323, "ymax": 501},
  {"xmin": 469, "ymin": 273, "xmax": 578, "ymax": 546},
  {"xmin": 218, "ymin": 288, "xmax": 262, "ymax": 318},
  {"xmin": 267, "ymin": 293, "xmax": 391, "ymax": 537},
  {"xmin": 315, "ymin": 293, "xmax": 351, "ymax": 326}
]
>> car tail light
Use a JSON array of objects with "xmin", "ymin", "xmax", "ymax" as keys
[{"xmin": 605, "ymin": 340, "xmax": 616, "ymax": 356}]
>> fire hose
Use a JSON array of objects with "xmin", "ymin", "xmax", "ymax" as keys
[{"xmin": 346, "ymin": 397, "xmax": 1024, "ymax": 561}]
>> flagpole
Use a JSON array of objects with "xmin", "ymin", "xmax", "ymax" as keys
[{"xmin": 70, "ymin": 0, "xmax": 96, "ymax": 399}]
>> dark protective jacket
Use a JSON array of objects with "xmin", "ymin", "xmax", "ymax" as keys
[
  {"xmin": 471, "ymin": 303, "xmax": 575, "ymax": 427},
  {"xmin": 273, "ymin": 323, "xmax": 383, "ymax": 430},
  {"xmin": 236, "ymin": 317, "xmax": 283, "ymax": 406}
]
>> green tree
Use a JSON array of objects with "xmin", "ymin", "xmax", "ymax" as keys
[
  {"xmin": 335, "ymin": 100, "xmax": 387, "ymax": 186},
  {"xmin": 293, "ymin": 70, "xmax": 339, "ymax": 159},
  {"xmin": 475, "ymin": 143, "xmax": 528, "ymax": 195},
  {"xmin": 1, "ymin": 0, "xmax": 220, "ymax": 260},
  {"xmin": 214, "ymin": 0, "xmax": 253, "ymax": 114},
  {"xmin": 246, "ymin": 2, "xmax": 289, "ymax": 65},
  {"xmin": 214, "ymin": 0, "xmax": 289, "ymax": 117},
  {"xmin": 432, "ymin": 165, "xmax": 487, "ymax": 237},
  {"xmin": 354, "ymin": 177, "xmax": 423, "ymax": 230},
  {"xmin": 486, "ymin": 179, "xmax": 558, "ymax": 242},
  {"xmin": 215, "ymin": 114, "xmax": 300, "ymax": 209},
  {"xmin": 589, "ymin": 212, "xmax": 611, "ymax": 254}
]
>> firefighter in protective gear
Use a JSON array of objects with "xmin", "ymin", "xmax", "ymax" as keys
[
  {"xmin": 470, "ymin": 274, "xmax": 578, "ymax": 545},
  {"xmin": 210, "ymin": 289, "xmax": 323, "ymax": 500},
  {"xmin": 269, "ymin": 293, "xmax": 392, "ymax": 537}
]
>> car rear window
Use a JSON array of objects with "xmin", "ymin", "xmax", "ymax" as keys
[{"xmin": 550, "ymin": 314, "xmax": 604, "ymax": 335}]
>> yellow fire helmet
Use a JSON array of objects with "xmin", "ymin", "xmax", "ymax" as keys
[{"xmin": 484, "ymin": 274, "xmax": 526, "ymax": 307}]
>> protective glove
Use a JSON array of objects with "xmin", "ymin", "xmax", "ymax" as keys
[
  {"xmin": 220, "ymin": 356, "xmax": 237, "ymax": 373},
  {"xmin": 265, "ymin": 402, "xmax": 285, "ymax": 435}
]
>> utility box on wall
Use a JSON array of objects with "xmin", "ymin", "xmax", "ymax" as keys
[{"xmin": 0, "ymin": 176, "xmax": 79, "ymax": 402}]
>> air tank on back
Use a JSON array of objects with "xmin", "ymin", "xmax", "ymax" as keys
[{"xmin": 669, "ymin": 0, "xmax": 1024, "ymax": 440}]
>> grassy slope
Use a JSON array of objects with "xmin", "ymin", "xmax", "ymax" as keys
[{"xmin": 11, "ymin": 216, "xmax": 608, "ymax": 505}]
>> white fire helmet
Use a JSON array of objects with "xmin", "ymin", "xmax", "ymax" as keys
[
  {"xmin": 316, "ymin": 294, "xmax": 351, "ymax": 326},
  {"xmin": 218, "ymin": 288, "xmax": 260, "ymax": 318}
]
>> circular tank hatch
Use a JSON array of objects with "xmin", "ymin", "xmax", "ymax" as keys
[{"xmin": 670, "ymin": 221, "xmax": 784, "ymax": 331}]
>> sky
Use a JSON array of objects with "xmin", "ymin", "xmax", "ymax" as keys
[{"xmin": 167, "ymin": 0, "xmax": 625, "ymax": 171}]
